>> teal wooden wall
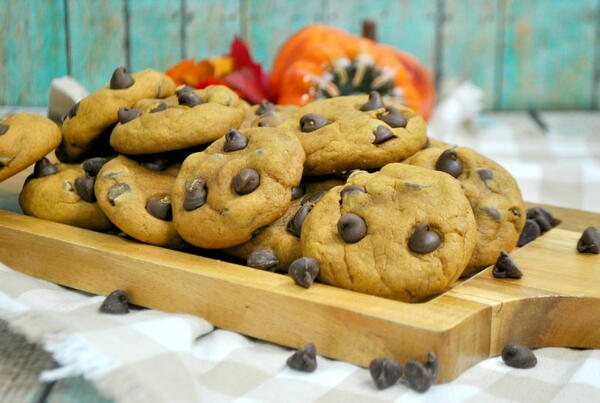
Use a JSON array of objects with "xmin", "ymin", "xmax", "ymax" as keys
[{"xmin": 1, "ymin": 0, "xmax": 599, "ymax": 110}]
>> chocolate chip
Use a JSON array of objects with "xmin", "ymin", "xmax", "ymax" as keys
[
  {"xmin": 517, "ymin": 219, "xmax": 541, "ymax": 247},
  {"xmin": 337, "ymin": 213, "xmax": 367, "ymax": 243},
  {"xmin": 289, "ymin": 257, "xmax": 319, "ymax": 288},
  {"xmin": 480, "ymin": 207, "xmax": 501, "ymax": 221},
  {"xmin": 74, "ymin": 176, "xmax": 96, "ymax": 202},
  {"xmin": 247, "ymin": 249, "xmax": 279, "ymax": 271},
  {"xmin": 178, "ymin": 91, "xmax": 203, "ymax": 107},
  {"xmin": 0, "ymin": 156, "xmax": 12, "ymax": 168},
  {"xmin": 232, "ymin": 168, "xmax": 260, "ymax": 195},
  {"xmin": 477, "ymin": 169, "xmax": 495, "ymax": 181},
  {"xmin": 404, "ymin": 359, "xmax": 434, "ymax": 393},
  {"xmin": 287, "ymin": 205, "xmax": 312, "ymax": 237},
  {"xmin": 435, "ymin": 149, "xmax": 463, "ymax": 178},
  {"xmin": 33, "ymin": 157, "xmax": 57, "ymax": 178},
  {"xmin": 510, "ymin": 207, "xmax": 522, "ymax": 218},
  {"xmin": 99, "ymin": 289, "xmax": 129, "ymax": 314},
  {"xmin": 176, "ymin": 85, "xmax": 195, "ymax": 97},
  {"xmin": 150, "ymin": 102, "xmax": 168, "ymax": 113},
  {"xmin": 0, "ymin": 124, "xmax": 8, "ymax": 135},
  {"xmin": 300, "ymin": 113, "xmax": 332, "ymax": 132},
  {"xmin": 360, "ymin": 91, "xmax": 385, "ymax": 111},
  {"xmin": 184, "ymin": 178, "xmax": 207, "ymax": 211},
  {"xmin": 223, "ymin": 129, "xmax": 249, "ymax": 152},
  {"xmin": 251, "ymin": 226, "xmax": 268, "ymax": 237},
  {"xmin": 146, "ymin": 197, "xmax": 172, "ymax": 221},
  {"xmin": 82, "ymin": 157, "xmax": 108, "ymax": 177},
  {"xmin": 492, "ymin": 251, "xmax": 523, "ymax": 279},
  {"xmin": 369, "ymin": 358, "xmax": 402, "ymax": 390},
  {"xmin": 257, "ymin": 120, "xmax": 271, "ymax": 127},
  {"xmin": 291, "ymin": 186, "xmax": 305, "ymax": 200},
  {"xmin": 141, "ymin": 157, "xmax": 169, "ymax": 171},
  {"xmin": 256, "ymin": 100, "xmax": 276, "ymax": 115},
  {"xmin": 340, "ymin": 185, "xmax": 366, "ymax": 199},
  {"xmin": 408, "ymin": 223, "xmax": 441, "ymax": 254},
  {"xmin": 405, "ymin": 183, "xmax": 426, "ymax": 190},
  {"xmin": 501, "ymin": 343, "xmax": 537, "ymax": 369},
  {"xmin": 301, "ymin": 190, "xmax": 326, "ymax": 205},
  {"xmin": 377, "ymin": 106, "xmax": 407, "ymax": 128},
  {"xmin": 286, "ymin": 342, "xmax": 317, "ymax": 372},
  {"xmin": 424, "ymin": 352, "xmax": 439, "ymax": 382},
  {"xmin": 109, "ymin": 67, "xmax": 134, "ymax": 90},
  {"xmin": 107, "ymin": 183, "xmax": 131, "ymax": 206},
  {"xmin": 527, "ymin": 207, "xmax": 555, "ymax": 233},
  {"xmin": 373, "ymin": 125, "xmax": 396, "ymax": 144},
  {"xmin": 577, "ymin": 226, "xmax": 600, "ymax": 254},
  {"xmin": 117, "ymin": 107, "xmax": 142, "ymax": 124},
  {"xmin": 422, "ymin": 137, "xmax": 430, "ymax": 149}
]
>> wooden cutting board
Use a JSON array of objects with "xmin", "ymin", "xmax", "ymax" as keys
[{"xmin": 0, "ymin": 166, "xmax": 599, "ymax": 383}]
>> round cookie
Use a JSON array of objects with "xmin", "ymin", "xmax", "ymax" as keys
[
  {"xmin": 0, "ymin": 113, "xmax": 61, "ymax": 182},
  {"xmin": 278, "ymin": 92, "xmax": 427, "ymax": 175},
  {"xmin": 240, "ymin": 100, "xmax": 299, "ymax": 128},
  {"xmin": 95, "ymin": 155, "xmax": 183, "ymax": 248},
  {"xmin": 301, "ymin": 163, "xmax": 477, "ymax": 302},
  {"xmin": 172, "ymin": 126, "xmax": 306, "ymax": 249},
  {"xmin": 110, "ymin": 85, "xmax": 246, "ymax": 154},
  {"xmin": 19, "ymin": 158, "xmax": 112, "ymax": 230},
  {"xmin": 59, "ymin": 67, "xmax": 176, "ymax": 161},
  {"xmin": 405, "ymin": 147, "xmax": 526, "ymax": 275}
]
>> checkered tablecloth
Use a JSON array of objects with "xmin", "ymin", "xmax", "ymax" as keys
[{"xmin": 1, "ymin": 106, "xmax": 599, "ymax": 402}]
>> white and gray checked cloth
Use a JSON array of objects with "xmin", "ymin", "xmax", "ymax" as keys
[{"xmin": 1, "ymin": 106, "xmax": 599, "ymax": 402}]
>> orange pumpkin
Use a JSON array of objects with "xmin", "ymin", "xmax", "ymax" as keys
[{"xmin": 270, "ymin": 25, "xmax": 435, "ymax": 119}]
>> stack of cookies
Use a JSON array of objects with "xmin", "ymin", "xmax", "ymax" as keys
[{"xmin": 0, "ymin": 66, "xmax": 526, "ymax": 302}]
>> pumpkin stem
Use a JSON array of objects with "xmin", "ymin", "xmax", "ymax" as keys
[{"xmin": 361, "ymin": 19, "xmax": 377, "ymax": 42}]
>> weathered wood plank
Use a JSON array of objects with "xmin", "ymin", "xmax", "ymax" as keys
[
  {"xmin": 67, "ymin": 0, "xmax": 127, "ymax": 92},
  {"xmin": 46, "ymin": 377, "xmax": 112, "ymax": 403},
  {"xmin": 246, "ymin": 0, "xmax": 323, "ymax": 69},
  {"xmin": 501, "ymin": 0, "xmax": 598, "ymax": 110},
  {"xmin": 442, "ymin": 0, "xmax": 499, "ymax": 109},
  {"xmin": 185, "ymin": 0, "xmax": 241, "ymax": 60},
  {"xmin": 0, "ymin": 0, "xmax": 67, "ymax": 106},
  {"xmin": 129, "ymin": 0, "xmax": 183, "ymax": 72}
]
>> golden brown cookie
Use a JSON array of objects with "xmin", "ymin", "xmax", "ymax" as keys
[
  {"xmin": 59, "ymin": 67, "xmax": 176, "ymax": 161},
  {"xmin": 405, "ymin": 147, "xmax": 526, "ymax": 275},
  {"xmin": 172, "ymin": 126, "xmax": 305, "ymax": 249},
  {"xmin": 0, "ymin": 113, "xmax": 61, "ymax": 182},
  {"xmin": 240, "ymin": 100, "xmax": 299, "ymax": 128},
  {"xmin": 19, "ymin": 158, "xmax": 112, "ymax": 230},
  {"xmin": 110, "ymin": 85, "xmax": 246, "ymax": 155},
  {"xmin": 95, "ymin": 155, "xmax": 183, "ymax": 248},
  {"xmin": 278, "ymin": 92, "xmax": 427, "ymax": 175},
  {"xmin": 301, "ymin": 163, "xmax": 477, "ymax": 302}
]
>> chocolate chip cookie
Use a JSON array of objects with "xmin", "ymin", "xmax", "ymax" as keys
[
  {"xmin": 240, "ymin": 100, "xmax": 299, "ymax": 128},
  {"xmin": 278, "ymin": 92, "xmax": 427, "ymax": 175},
  {"xmin": 405, "ymin": 147, "xmax": 525, "ymax": 275},
  {"xmin": 301, "ymin": 163, "xmax": 477, "ymax": 302},
  {"xmin": 59, "ymin": 67, "xmax": 176, "ymax": 161},
  {"xmin": 172, "ymin": 126, "xmax": 305, "ymax": 249},
  {"xmin": 19, "ymin": 158, "xmax": 112, "ymax": 230},
  {"xmin": 95, "ymin": 155, "xmax": 183, "ymax": 248},
  {"xmin": 110, "ymin": 85, "xmax": 246, "ymax": 154},
  {"xmin": 0, "ymin": 113, "xmax": 61, "ymax": 182}
]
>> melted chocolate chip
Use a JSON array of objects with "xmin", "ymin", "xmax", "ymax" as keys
[
  {"xmin": 107, "ymin": 183, "xmax": 131, "ymax": 206},
  {"xmin": 176, "ymin": 85, "xmax": 195, "ymax": 97},
  {"xmin": 257, "ymin": 120, "xmax": 271, "ymax": 127},
  {"xmin": 577, "ymin": 226, "xmax": 600, "ymax": 254},
  {"xmin": 291, "ymin": 186, "xmax": 305, "ymax": 200},
  {"xmin": 477, "ymin": 169, "xmax": 495, "ymax": 181},
  {"xmin": 146, "ymin": 197, "xmax": 172, "ymax": 221},
  {"xmin": 369, "ymin": 358, "xmax": 402, "ymax": 390},
  {"xmin": 377, "ymin": 106, "xmax": 407, "ymax": 128},
  {"xmin": 360, "ymin": 91, "xmax": 384, "ymax": 111},
  {"xmin": 510, "ymin": 207, "xmax": 522, "ymax": 218},
  {"xmin": 109, "ymin": 67, "xmax": 134, "ymax": 90},
  {"xmin": 117, "ymin": 107, "xmax": 142, "ymax": 124},
  {"xmin": 247, "ymin": 249, "xmax": 279, "ymax": 272},
  {"xmin": 150, "ymin": 102, "xmax": 168, "ymax": 113},
  {"xmin": 435, "ymin": 149, "xmax": 463, "ymax": 178},
  {"xmin": 74, "ymin": 176, "xmax": 96, "ymax": 202},
  {"xmin": 256, "ymin": 100, "xmax": 276, "ymax": 115},
  {"xmin": 301, "ymin": 190, "xmax": 326, "ymax": 205},
  {"xmin": 251, "ymin": 226, "xmax": 268, "ymax": 237},
  {"xmin": 480, "ymin": 207, "xmax": 501, "ymax": 221},
  {"xmin": 141, "ymin": 157, "xmax": 169, "ymax": 171},
  {"xmin": 404, "ymin": 359, "xmax": 434, "ymax": 393},
  {"xmin": 99, "ymin": 289, "xmax": 129, "ymax": 314},
  {"xmin": 337, "ymin": 213, "xmax": 367, "ymax": 243},
  {"xmin": 408, "ymin": 223, "xmax": 441, "ymax": 254},
  {"xmin": 33, "ymin": 158, "xmax": 57, "ymax": 178},
  {"xmin": 178, "ymin": 91, "xmax": 203, "ymax": 107},
  {"xmin": 502, "ymin": 343, "xmax": 537, "ymax": 369},
  {"xmin": 300, "ymin": 113, "xmax": 332, "ymax": 132},
  {"xmin": 340, "ymin": 185, "xmax": 366, "ymax": 199},
  {"xmin": 184, "ymin": 178, "xmax": 207, "ymax": 211},
  {"xmin": 527, "ymin": 207, "xmax": 555, "ymax": 233},
  {"xmin": 492, "ymin": 251, "xmax": 523, "ymax": 279},
  {"xmin": 287, "ymin": 342, "xmax": 317, "ymax": 372},
  {"xmin": 82, "ymin": 157, "xmax": 108, "ymax": 177},
  {"xmin": 373, "ymin": 125, "xmax": 396, "ymax": 144},
  {"xmin": 517, "ymin": 219, "xmax": 541, "ymax": 247},
  {"xmin": 0, "ymin": 124, "xmax": 8, "ymax": 135},
  {"xmin": 425, "ymin": 352, "xmax": 439, "ymax": 381},
  {"xmin": 289, "ymin": 257, "xmax": 320, "ymax": 288},
  {"xmin": 223, "ymin": 129, "xmax": 249, "ymax": 152},
  {"xmin": 286, "ymin": 205, "xmax": 312, "ymax": 237},
  {"xmin": 232, "ymin": 168, "xmax": 260, "ymax": 195}
]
